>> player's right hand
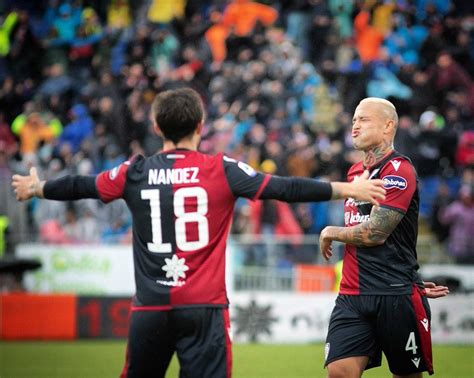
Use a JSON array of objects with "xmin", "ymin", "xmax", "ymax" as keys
[
  {"xmin": 12, "ymin": 167, "xmax": 42, "ymax": 201},
  {"xmin": 319, "ymin": 227, "xmax": 333, "ymax": 261},
  {"xmin": 351, "ymin": 170, "xmax": 386, "ymax": 206}
]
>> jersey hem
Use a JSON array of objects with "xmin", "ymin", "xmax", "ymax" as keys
[
  {"xmin": 132, "ymin": 303, "xmax": 229, "ymax": 311},
  {"xmin": 339, "ymin": 289, "xmax": 413, "ymax": 296}
]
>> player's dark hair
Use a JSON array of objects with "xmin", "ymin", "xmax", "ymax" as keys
[{"xmin": 151, "ymin": 88, "xmax": 204, "ymax": 144}]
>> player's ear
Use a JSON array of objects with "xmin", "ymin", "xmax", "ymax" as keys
[
  {"xmin": 153, "ymin": 122, "xmax": 164, "ymax": 137},
  {"xmin": 384, "ymin": 119, "xmax": 395, "ymax": 134},
  {"xmin": 196, "ymin": 120, "xmax": 204, "ymax": 135}
]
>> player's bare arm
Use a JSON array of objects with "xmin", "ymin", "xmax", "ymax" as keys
[
  {"xmin": 319, "ymin": 206, "xmax": 403, "ymax": 260},
  {"xmin": 12, "ymin": 167, "xmax": 45, "ymax": 201}
]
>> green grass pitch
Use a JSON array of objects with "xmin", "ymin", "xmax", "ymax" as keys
[{"xmin": 0, "ymin": 341, "xmax": 472, "ymax": 377}]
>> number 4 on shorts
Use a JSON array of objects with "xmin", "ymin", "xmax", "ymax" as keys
[{"xmin": 405, "ymin": 331, "xmax": 418, "ymax": 354}]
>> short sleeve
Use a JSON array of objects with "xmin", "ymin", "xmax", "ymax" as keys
[
  {"xmin": 96, "ymin": 161, "xmax": 131, "ymax": 203},
  {"xmin": 379, "ymin": 159, "xmax": 417, "ymax": 213},
  {"xmin": 222, "ymin": 155, "xmax": 269, "ymax": 199}
]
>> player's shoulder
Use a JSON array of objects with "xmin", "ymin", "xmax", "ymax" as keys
[
  {"xmin": 222, "ymin": 154, "xmax": 259, "ymax": 177},
  {"xmin": 380, "ymin": 153, "xmax": 417, "ymax": 191},
  {"xmin": 122, "ymin": 154, "xmax": 147, "ymax": 180},
  {"xmin": 347, "ymin": 161, "xmax": 364, "ymax": 178},
  {"xmin": 381, "ymin": 153, "xmax": 416, "ymax": 176}
]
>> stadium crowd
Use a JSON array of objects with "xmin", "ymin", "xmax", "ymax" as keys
[{"xmin": 0, "ymin": 0, "xmax": 473, "ymax": 264}]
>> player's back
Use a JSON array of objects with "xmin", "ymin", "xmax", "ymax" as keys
[{"xmin": 122, "ymin": 149, "xmax": 236, "ymax": 308}]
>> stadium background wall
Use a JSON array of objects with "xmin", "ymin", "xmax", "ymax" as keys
[{"xmin": 1, "ymin": 293, "xmax": 473, "ymax": 343}]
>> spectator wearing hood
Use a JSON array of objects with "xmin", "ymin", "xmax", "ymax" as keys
[{"xmin": 58, "ymin": 104, "xmax": 94, "ymax": 153}]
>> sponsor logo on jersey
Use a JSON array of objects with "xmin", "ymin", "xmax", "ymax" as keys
[
  {"xmin": 420, "ymin": 318, "xmax": 429, "ymax": 332},
  {"xmin": 390, "ymin": 160, "xmax": 401, "ymax": 171},
  {"xmin": 109, "ymin": 166, "xmax": 120, "ymax": 180},
  {"xmin": 325, "ymin": 343, "xmax": 330, "ymax": 361},
  {"xmin": 237, "ymin": 161, "xmax": 257, "ymax": 177},
  {"xmin": 223, "ymin": 155, "xmax": 237, "ymax": 163},
  {"xmin": 148, "ymin": 167, "xmax": 200, "ymax": 185},
  {"xmin": 382, "ymin": 175, "xmax": 407, "ymax": 190},
  {"xmin": 157, "ymin": 255, "xmax": 189, "ymax": 287},
  {"xmin": 345, "ymin": 211, "xmax": 370, "ymax": 225},
  {"xmin": 411, "ymin": 357, "xmax": 421, "ymax": 368},
  {"xmin": 346, "ymin": 197, "xmax": 371, "ymax": 206}
]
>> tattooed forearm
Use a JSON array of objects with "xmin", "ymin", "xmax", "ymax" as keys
[{"xmin": 323, "ymin": 207, "xmax": 404, "ymax": 247}]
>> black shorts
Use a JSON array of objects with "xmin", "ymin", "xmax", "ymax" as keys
[
  {"xmin": 121, "ymin": 307, "xmax": 232, "ymax": 378},
  {"xmin": 325, "ymin": 286, "xmax": 433, "ymax": 376}
]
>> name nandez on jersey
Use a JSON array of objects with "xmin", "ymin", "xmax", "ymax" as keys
[{"xmin": 148, "ymin": 167, "xmax": 200, "ymax": 185}]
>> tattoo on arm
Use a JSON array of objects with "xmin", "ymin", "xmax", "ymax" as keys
[{"xmin": 331, "ymin": 207, "xmax": 404, "ymax": 247}]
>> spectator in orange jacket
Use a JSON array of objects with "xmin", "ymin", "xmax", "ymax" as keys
[
  {"xmin": 18, "ymin": 112, "xmax": 55, "ymax": 155},
  {"xmin": 205, "ymin": 0, "xmax": 278, "ymax": 63},
  {"xmin": 353, "ymin": 9, "xmax": 384, "ymax": 63}
]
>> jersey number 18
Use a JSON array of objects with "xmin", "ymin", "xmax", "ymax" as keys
[{"xmin": 141, "ymin": 187, "xmax": 209, "ymax": 253}]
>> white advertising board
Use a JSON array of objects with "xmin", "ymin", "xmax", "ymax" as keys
[
  {"xmin": 14, "ymin": 244, "xmax": 474, "ymax": 344},
  {"xmin": 16, "ymin": 244, "xmax": 135, "ymax": 295},
  {"xmin": 229, "ymin": 292, "xmax": 474, "ymax": 344},
  {"xmin": 229, "ymin": 292, "xmax": 336, "ymax": 343}
]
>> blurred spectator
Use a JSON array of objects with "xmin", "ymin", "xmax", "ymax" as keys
[
  {"xmin": 456, "ymin": 131, "xmax": 474, "ymax": 168},
  {"xmin": 147, "ymin": 0, "xmax": 185, "ymax": 27},
  {"xmin": 353, "ymin": 8, "xmax": 384, "ymax": 63},
  {"xmin": 37, "ymin": 63, "xmax": 73, "ymax": 97},
  {"xmin": 0, "ymin": 114, "xmax": 18, "ymax": 157},
  {"xmin": 76, "ymin": 205, "xmax": 101, "ymax": 243},
  {"xmin": 107, "ymin": 0, "xmax": 131, "ymax": 31},
  {"xmin": 329, "ymin": 0, "xmax": 353, "ymax": 39},
  {"xmin": 430, "ymin": 181, "xmax": 453, "ymax": 246},
  {"xmin": 14, "ymin": 112, "xmax": 55, "ymax": 156},
  {"xmin": 439, "ymin": 184, "xmax": 474, "ymax": 264},
  {"xmin": 50, "ymin": 3, "xmax": 81, "ymax": 45},
  {"xmin": 62, "ymin": 205, "xmax": 81, "ymax": 242},
  {"xmin": 58, "ymin": 104, "xmax": 94, "ymax": 153}
]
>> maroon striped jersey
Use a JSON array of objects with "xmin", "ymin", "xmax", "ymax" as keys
[
  {"xmin": 340, "ymin": 151, "xmax": 424, "ymax": 295},
  {"xmin": 95, "ymin": 150, "xmax": 270, "ymax": 308}
]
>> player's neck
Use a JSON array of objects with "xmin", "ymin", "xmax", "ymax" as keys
[
  {"xmin": 162, "ymin": 137, "xmax": 199, "ymax": 152},
  {"xmin": 362, "ymin": 142, "xmax": 394, "ymax": 168}
]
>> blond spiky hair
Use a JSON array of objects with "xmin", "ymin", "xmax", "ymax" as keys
[
  {"xmin": 359, "ymin": 97, "xmax": 398, "ymax": 126},
  {"xmin": 359, "ymin": 97, "xmax": 396, "ymax": 110}
]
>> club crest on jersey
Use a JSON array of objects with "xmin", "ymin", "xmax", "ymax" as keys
[
  {"xmin": 382, "ymin": 175, "xmax": 407, "ymax": 190},
  {"xmin": 157, "ymin": 255, "xmax": 189, "ymax": 287}
]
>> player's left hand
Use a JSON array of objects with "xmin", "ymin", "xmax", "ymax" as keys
[
  {"xmin": 319, "ymin": 227, "xmax": 333, "ymax": 261},
  {"xmin": 424, "ymin": 281, "xmax": 449, "ymax": 299}
]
